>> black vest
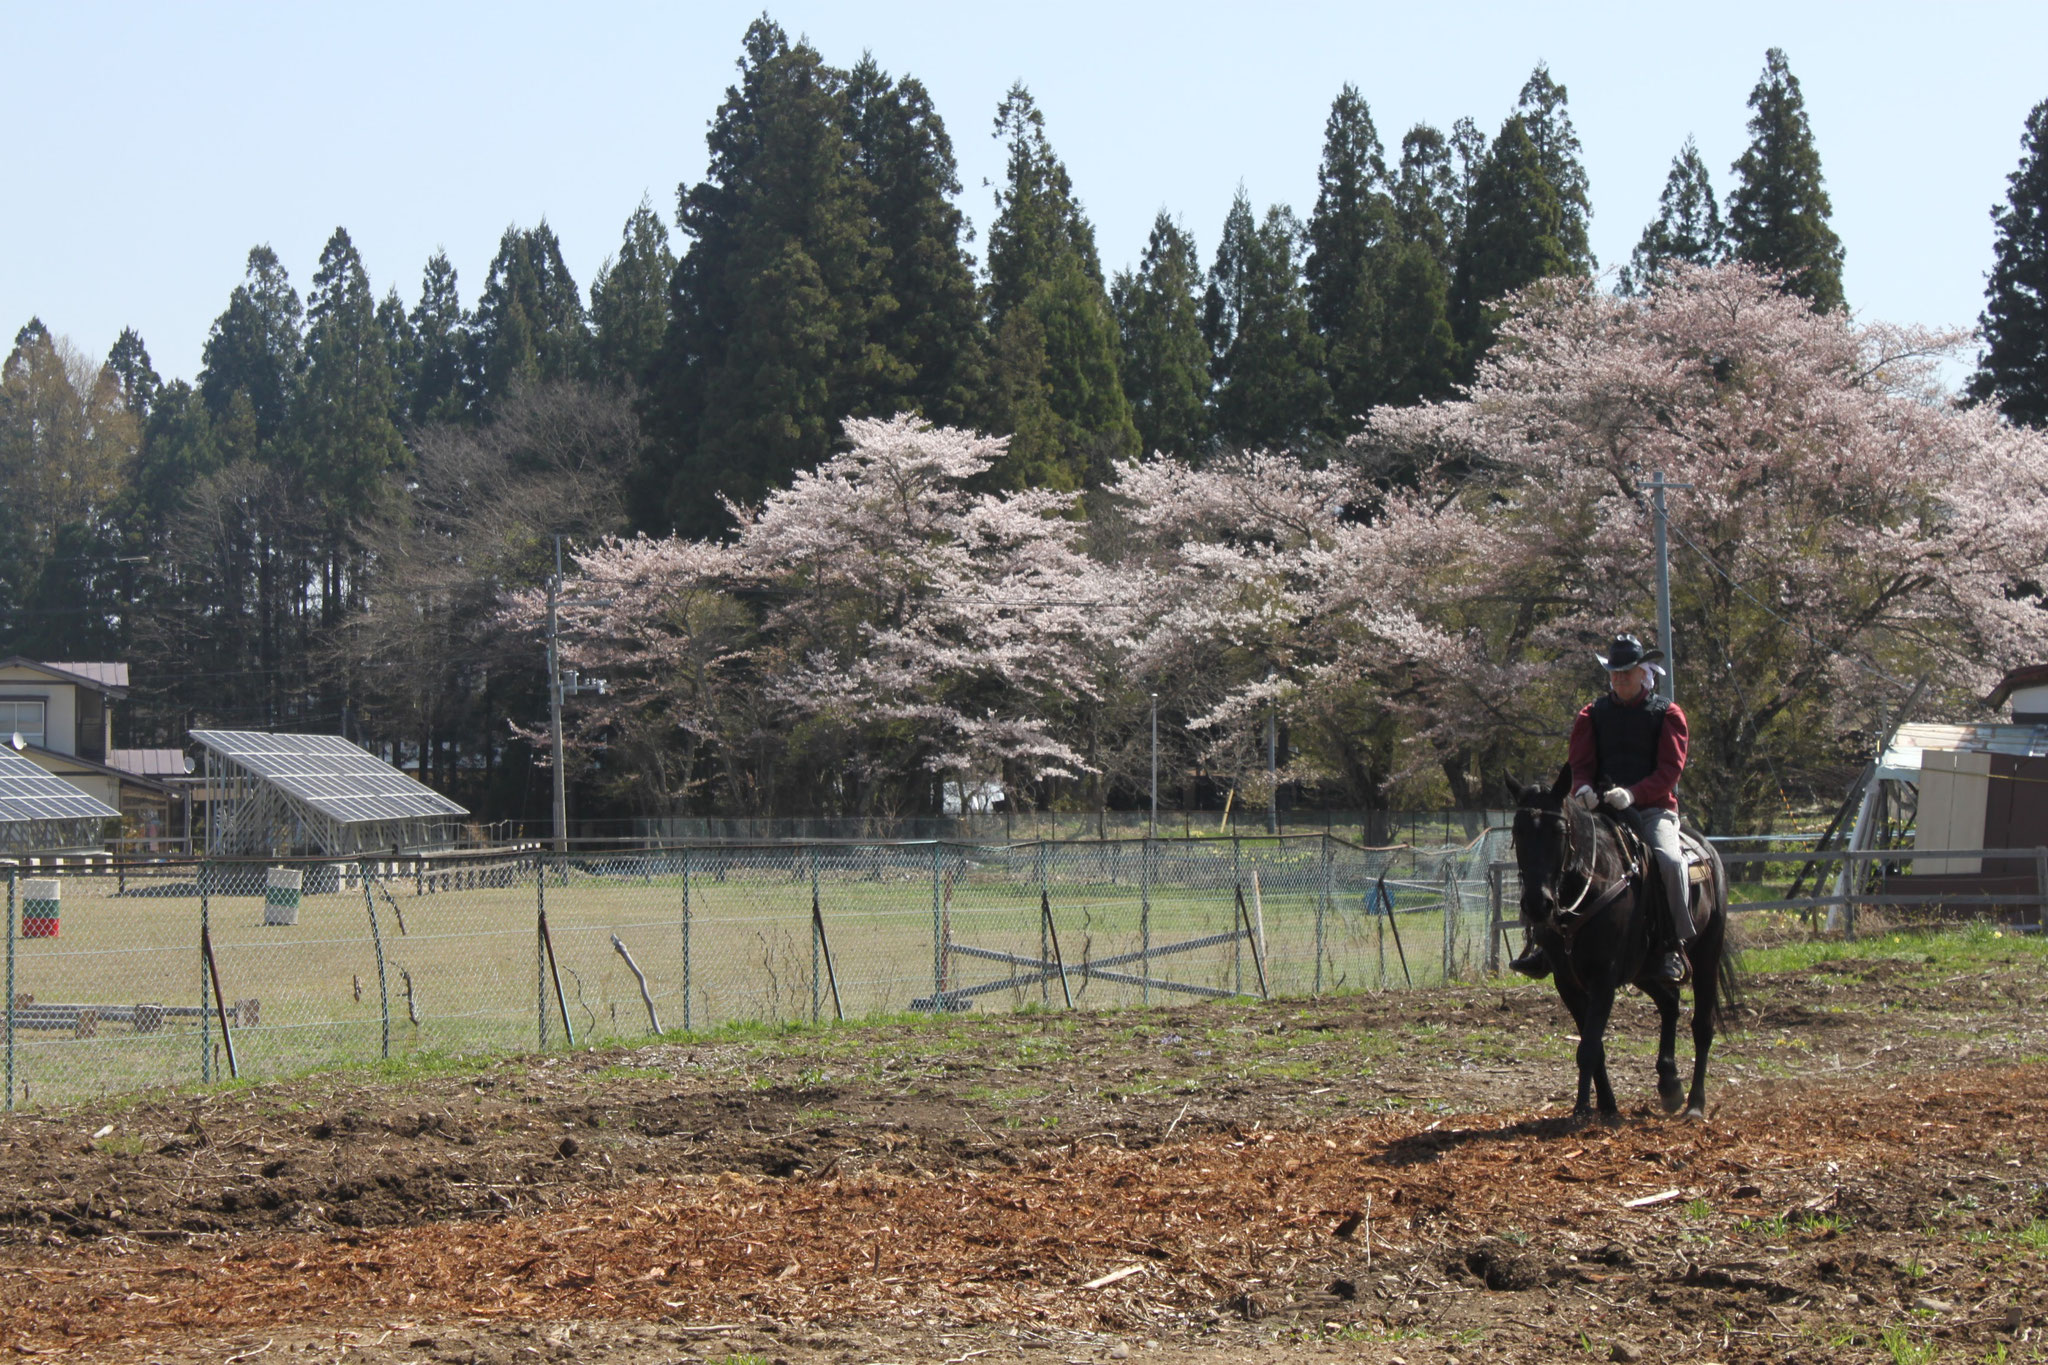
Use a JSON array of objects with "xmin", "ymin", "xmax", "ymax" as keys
[{"xmin": 1590, "ymin": 693, "xmax": 1670, "ymax": 789}]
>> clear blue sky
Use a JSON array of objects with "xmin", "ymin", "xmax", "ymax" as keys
[{"xmin": 6, "ymin": 1, "xmax": 2042, "ymax": 387}]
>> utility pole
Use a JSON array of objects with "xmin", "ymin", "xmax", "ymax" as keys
[
  {"xmin": 1637, "ymin": 469, "xmax": 1693, "ymax": 703},
  {"xmin": 1149, "ymin": 692, "xmax": 1159, "ymax": 838},
  {"xmin": 547, "ymin": 536, "xmax": 609, "ymax": 853}
]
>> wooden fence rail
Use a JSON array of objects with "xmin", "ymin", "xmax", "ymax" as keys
[{"xmin": 1487, "ymin": 847, "xmax": 2048, "ymax": 946}]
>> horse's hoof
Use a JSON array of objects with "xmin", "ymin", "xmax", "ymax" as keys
[
  {"xmin": 1658, "ymin": 1086, "xmax": 1685, "ymax": 1115},
  {"xmin": 1598, "ymin": 1110, "xmax": 1625, "ymax": 1128},
  {"xmin": 1684, "ymin": 1105, "xmax": 1707, "ymax": 1122}
]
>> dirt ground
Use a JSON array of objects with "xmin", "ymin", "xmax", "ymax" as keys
[{"xmin": 0, "ymin": 931, "xmax": 2044, "ymax": 1363}]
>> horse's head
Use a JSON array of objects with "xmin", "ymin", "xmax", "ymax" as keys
[{"xmin": 1509, "ymin": 764, "xmax": 1585, "ymax": 922}]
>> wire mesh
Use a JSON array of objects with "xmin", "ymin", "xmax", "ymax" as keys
[{"xmin": 0, "ymin": 833, "xmax": 1514, "ymax": 1107}]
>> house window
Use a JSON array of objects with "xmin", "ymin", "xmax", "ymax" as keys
[{"xmin": 0, "ymin": 699, "xmax": 45, "ymax": 748}]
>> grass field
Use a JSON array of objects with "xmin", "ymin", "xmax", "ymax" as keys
[{"xmin": 1, "ymin": 843, "xmax": 1497, "ymax": 1105}]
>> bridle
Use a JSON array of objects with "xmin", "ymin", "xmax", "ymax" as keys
[
  {"xmin": 1516, "ymin": 804, "xmax": 1589, "ymax": 917},
  {"xmin": 1518, "ymin": 801, "xmax": 1627, "ymax": 932}
]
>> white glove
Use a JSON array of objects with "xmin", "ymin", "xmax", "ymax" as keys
[
  {"xmin": 1571, "ymin": 784, "xmax": 1599, "ymax": 811},
  {"xmin": 1602, "ymin": 786, "xmax": 1633, "ymax": 811}
]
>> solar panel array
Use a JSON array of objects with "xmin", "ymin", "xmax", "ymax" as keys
[
  {"xmin": 190, "ymin": 731, "xmax": 469, "ymax": 825},
  {"xmin": 0, "ymin": 748, "xmax": 123, "ymax": 823}
]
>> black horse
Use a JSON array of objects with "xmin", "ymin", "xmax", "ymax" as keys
[{"xmin": 1509, "ymin": 764, "xmax": 1739, "ymax": 1121}]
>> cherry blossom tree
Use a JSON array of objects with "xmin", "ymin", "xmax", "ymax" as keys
[
  {"xmin": 513, "ymin": 414, "xmax": 1128, "ymax": 818},
  {"xmin": 508, "ymin": 270, "xmax": 2048, "ymax": 833},
  {"xmin": 1350, "ymin": 264, "xmax": 2048, "ymax": 830}
]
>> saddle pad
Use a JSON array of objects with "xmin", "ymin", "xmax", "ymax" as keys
[{"xmin": 1678, "ymin": 829, "xmax": 1714, "ymax": 884}]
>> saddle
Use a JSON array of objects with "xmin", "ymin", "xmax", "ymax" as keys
[
  {"xmin": 1678, "ymin": 828, "xmax": 1715, "ymax": 888},
  {"xmin": 1581, "ymin": 813, "xmax": 1716, "ymax": 917}
]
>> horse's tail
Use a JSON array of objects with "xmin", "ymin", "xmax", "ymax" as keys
[
  {"xmin": 1709, "ymin": 920, "xmax": 1744, "ymax": 1034},
  {"xmin": 1702, "ymin": 848, "xmax": 1744, "ymax": 1033}
]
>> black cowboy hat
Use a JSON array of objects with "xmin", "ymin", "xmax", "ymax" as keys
[{"xmin": 1594, "ymin": 633, "xmax": 1664, "ymax": 670}]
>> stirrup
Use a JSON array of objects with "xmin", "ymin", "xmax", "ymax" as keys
[
  {"xmin": 1654, "ymin": 950, "xmax": 1689, "ymax": 985},
  {"xmin": 1509, "ymin": 943, "xmax": 1552, "ymax": 979}
]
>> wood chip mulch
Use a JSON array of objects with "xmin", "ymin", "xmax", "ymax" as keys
[{"xmin": 2, "ymin": 1066, "xmax": 2041, "ymax": 1355}]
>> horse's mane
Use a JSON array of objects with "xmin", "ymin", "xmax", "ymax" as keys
[{"xmin": 1514, "ymin": 783, "xmax": 1599, "ymax": 879}]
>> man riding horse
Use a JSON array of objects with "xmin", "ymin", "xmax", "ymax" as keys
[{"xmin": 1512, "ymin": 633, "xmax": 1695, "ymax": 985}]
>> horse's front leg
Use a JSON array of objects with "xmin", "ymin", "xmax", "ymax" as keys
[
  {"xmin": 1551, "ymin": 974, "xmax": 1596, "ymax": 1116},
  {"xmin": 1556, "ymin": 978, "xmax": 1605, "ymax": 1113},
  {"xmin": 1642, "ymin": 979, "xmax": 1684, "ymax": 1114},
  {"xmin": 1576, "ymin": 982, "xmax": 1620, "ymax": 1118}
]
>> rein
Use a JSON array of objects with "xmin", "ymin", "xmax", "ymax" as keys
[{"xmin": 1523, "ymin": 803, "xmax": 1635, "ymax": 946}]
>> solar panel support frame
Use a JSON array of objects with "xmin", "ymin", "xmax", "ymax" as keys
[{"xmin": 195, "ymin": 733, "xmax": 467, "ymax": 858}]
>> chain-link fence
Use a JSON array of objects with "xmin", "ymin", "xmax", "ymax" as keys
[{"xmin": 0, "ymin": 832, "xmax": 1513, "ymax": 1107}]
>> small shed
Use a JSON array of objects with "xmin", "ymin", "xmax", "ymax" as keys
[
  {"xmin": 0, "ymin": 746, "xmax": 122, "ymax": 856},
  {"xmin": 191, "ymin": 730, "xmax": 468, "ymax": 857},
  {"xmin": 1853, "ymin": 666, "xmax": 2048, "ymax": 906}
]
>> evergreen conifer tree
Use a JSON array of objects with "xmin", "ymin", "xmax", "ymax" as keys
[
  {"xmin": 409, "ymin": 251, "xmax": 469, "ymax": 424},
  {"xmin": 376, "ymin": 287, "xmax": 419, "ymax": 417},
  {"xmin": 590, "ymin": 197, "xmax": 676, "ymax": 392},
  {"xmin": 1620, "ymin": 138, "xmax": 1728, "ymax": 295},
  {"xmin": 472, "ymin": 222, "xmax": 593, "ymax": 408},
  {"xmin": 1971, "ymin": 98, "xmax": 2048, "ymax": 426},
  {"xmin": 846, "ymin": 59, "xmax": 988, "ymax": 428},
  {"xmin": 301, "ymin": 227, "xmax": 407, "ymax": 526},
  {"xmin": 1206, "ymin": 192, "xmax": 1329, "ymax": 448},
  {"xmin": 1447, "ymin": 117, "xmax": 1489, "ymax": 255},
  {"xmin": 1378, "ymin": 125, "xmax": 1461, "ymax": 404},
  {"xmin": 1450, "ymin": 117, "xmax": 1568, "ymax": 373},
  {"xmin": 1305, "ymin": 85, "xmax": 1396, "ymax": 434},
  {"xmin": 640, "ymin": 18, "xmax": 884, "ymax": 535},
  {"xmin": 1394, "ymin": 125, "xmax": 1458, "ymax": 270},
  {"xmin": 133, "ymin": 381, "xmax": 223, "ymax": 523},
  {"xmin": 1726, "ymin": 48, "xmax": 1845, "ymax": 312},
  {"xmin": 1111, "ymin": 213, "xmax": 1212, "ymax": 459},
  {"xmin": 199, "ymin": 245, "xmax": 305, "ymax": 446},
  {"xmin": 1378, "ymin": 239, "xmax": 1458, "ymax": 406},
  {"xmin": 981, "ymin": 84, "xmax": 1136, "ymax": 487},
  {"xmin": 104, "ymin": 328, "xmax": 160, "ymax": 421},
  {"xmin": 1513, "ymin": 65, "xmax": 1594, "ymax": 271}
]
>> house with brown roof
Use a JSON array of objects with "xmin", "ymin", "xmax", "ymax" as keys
[{"xmin": 0, "ymin": 659, "xmax": 191, "ymax": 849}]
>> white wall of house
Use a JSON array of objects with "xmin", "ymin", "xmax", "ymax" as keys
[{"xmin": 0, "ymin": 666, "xmax": 79, "ymax": 756}]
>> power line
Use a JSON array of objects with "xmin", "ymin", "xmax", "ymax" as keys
[{"xmin": 1662, "ymin": 517, "xmax": 1922, "ymax": 697}]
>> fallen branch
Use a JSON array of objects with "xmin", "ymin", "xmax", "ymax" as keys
[{"xmin": 1081, "ymin": 1265, "xmax": 1145, "ymax": 1291}]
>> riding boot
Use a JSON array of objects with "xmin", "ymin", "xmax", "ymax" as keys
[
  {"xmin": 1509, "ymin": 938, "xmax": 1552, "ymax": 979},
  {"xmin": 1654, "ymin": 846, "xmax": 1695, "ymax": 985}
]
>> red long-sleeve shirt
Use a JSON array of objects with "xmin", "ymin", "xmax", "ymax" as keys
[{"xmin": 1567, "ymin": 695, "xmax": 1688, "ymax": 813}]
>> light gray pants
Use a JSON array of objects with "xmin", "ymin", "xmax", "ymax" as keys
[{"xmin": 1639, "ymin": 808, "xmax": 1696, "ymax": 943}]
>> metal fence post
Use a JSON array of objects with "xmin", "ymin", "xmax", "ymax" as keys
[
  {"xmin": 536, "ymin": 853, "xmax": 549, "ymax": 1049},
  {"xmin": 1037, "ymin": 840, "xmax": 1049, "ymax": 1006},
  {"xmin": 1442, "ymin": 859, "xmax": 1458, "ymax": 982},
  {"xmin": 199, "ymin": 860, "xmax": 212, "ymax": 1084},
  {"xmin": 680, "ymin": 849, "xmax": 693, "ymax": 1033},
  {"xmin": 931, "ymin": 842, "xmax": 943, "ymax": 1004},
  {"xmin": 362, "ymin": 863, "xmax": 391, "ymax": 1060},
  {"xmin": 5, "ymin": 866, "xmax": 13, "ymax": 1111},
  {"xmin": 1487, "ymin": 863, "xmax": 1504, "ymax": 976},
  {"xmin": 1233, "ymin": 836, "xmax": 1242, "ymax": 996},
  {"xmin": 1314, "ymin": 835, "xmax": 1329, "ymax": 995},
  {"xmin": 1140, "ymin": 838, "xmax": 1152, "ymax": 1006},
  {"xmin": 810, "ymin": 846, "xmax": 821, "ymax": 1025}
]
